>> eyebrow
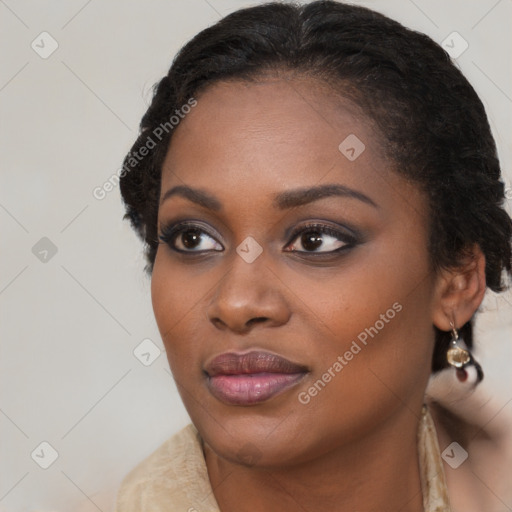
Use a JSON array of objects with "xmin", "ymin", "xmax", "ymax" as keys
[{"xmin": 160, "ymin": 183, "xmax": 378, "ymax": 210}]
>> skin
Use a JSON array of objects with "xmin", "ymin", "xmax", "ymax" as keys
[{"xmin": 151, "ymin": 76, "xmax": 487, "ymax": 511}]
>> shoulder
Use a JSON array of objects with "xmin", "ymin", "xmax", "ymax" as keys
[
  {"xmin": 115, "ymin": 423, "xmax": 218, "ymax": 512},
  {"xmin": 119, "ymin": 423, "xmax": 197, "ymax": 483},
  {"xmin": 426, "ymin": 370, "xmax": 512, "ymax": 512}
]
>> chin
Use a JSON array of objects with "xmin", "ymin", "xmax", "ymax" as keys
[{"xmin": 191, "ymin": 404, "xmax": 320, "ymax": 469}]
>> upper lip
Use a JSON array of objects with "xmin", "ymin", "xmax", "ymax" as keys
[{"xmin": 204, "ymin": 350, "xmax": 308, "ymax": 377}]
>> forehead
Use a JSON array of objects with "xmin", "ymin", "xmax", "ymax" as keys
[{"xmin": 158, "ymin": 77, "xmax": 424, "ymax": 223}]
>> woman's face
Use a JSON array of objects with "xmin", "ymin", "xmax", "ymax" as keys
[{"xmin": 151, "ymin": 77, "xmax": 439, "ymax": 467}]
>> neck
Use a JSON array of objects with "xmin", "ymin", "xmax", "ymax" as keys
[{"xmin": 204, "ymin": 406, "xmax": 425, "ymax": 512}]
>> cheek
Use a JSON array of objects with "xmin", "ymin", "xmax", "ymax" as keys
[
  {"xmin": 298, "ymin": 229, "xmax": 428, "ymax": 346},
  {"xmin": 286, "ymin": 239, "xmax": 426, "ymax": 347},
  {"xmin": 150, "ymin": 251, "xmax": 207, "ymax": 367},
  {"xmin": 293, "ymin": 238, "xmax": 435, "ymax": 419}
]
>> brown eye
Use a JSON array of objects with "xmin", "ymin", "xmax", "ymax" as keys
[
  {"xmin": 180, "ymin": 228, "xmax": 203, "ymax": 249},
  {"xmin": 285, "ymin": 224, "xmax": 357, "ymax": 254},
  {"xmin": 159, "ymin": 223, "xmax": 223, "ymax": 253}
]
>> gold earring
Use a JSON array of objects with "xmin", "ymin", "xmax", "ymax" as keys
[{"xmin": 446, "ymin": 322, "xmax": 471, "ymax": 369}]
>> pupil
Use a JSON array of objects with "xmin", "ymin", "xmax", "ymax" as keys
[
  {"xmin": 302, "ymin": 231, "xmax": 322, "ymax": 251},
  {"xmin": 183, "ymin": 229, "xmax": 201, "ymax": 248}
]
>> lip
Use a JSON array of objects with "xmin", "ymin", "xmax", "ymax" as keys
[{"xmin": 204, "ymin": 351, "xmax": 308, "ymax": 406}]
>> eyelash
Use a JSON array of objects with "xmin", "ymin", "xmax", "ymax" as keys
[{"xmin": 158, "ymin": 221, "xmax": 359, "ymax": 256}]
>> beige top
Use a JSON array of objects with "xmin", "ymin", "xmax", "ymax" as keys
[{"xmin": 116, "ymin": 405, "xmax": 451, "ymax": 511}]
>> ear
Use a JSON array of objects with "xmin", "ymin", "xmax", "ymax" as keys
[{"xmin": 431, "ymin": 244, "xmax": 487, "ymax": 330}]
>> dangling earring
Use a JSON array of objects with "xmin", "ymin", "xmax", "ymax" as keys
[
  {"xmin": 446, "ymin": 322, "xmax": 471, "ymax": 382},
  {"xmin": 446, "ymin": 321, "xmax": 483, "ymax": 383}
]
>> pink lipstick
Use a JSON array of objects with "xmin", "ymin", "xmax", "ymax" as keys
[{"xmin": 205, "ymin": 351, "xmax": 308, "ymax": 406}]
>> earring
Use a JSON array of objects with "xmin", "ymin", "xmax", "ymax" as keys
[{"xmin": 446, "ymin": 322, "xmax": 471, "ymax": 382}]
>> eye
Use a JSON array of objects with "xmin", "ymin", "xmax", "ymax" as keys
[
  {"xmin": 158, "ymin": 221, "xmax": 359, "ymax": 255},
  {"xmin": 158, "ymin": 222, "xmax": 223, "ymax": 253},
  {"xmin": 285, "ymin": 223, "xmax": 357, "ymax": 253}
]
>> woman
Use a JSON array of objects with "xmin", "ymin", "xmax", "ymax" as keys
[{"xmin": 115, "ymin": 1, "xmax": 512, "ymax": 511}]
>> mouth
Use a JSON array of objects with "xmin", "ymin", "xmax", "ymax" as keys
[{"xmin": 204, "ymin": 351, "xmax": 309, "ymax": 406}]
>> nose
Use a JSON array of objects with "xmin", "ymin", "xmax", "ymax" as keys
[{"xmin": 206, "ymin": 254, "xmax": 291, "ymax": 334}]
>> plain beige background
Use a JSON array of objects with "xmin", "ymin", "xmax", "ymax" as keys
[{"xmin": 1, "ymin": 1, "xmax": 511, "ymax": 511}]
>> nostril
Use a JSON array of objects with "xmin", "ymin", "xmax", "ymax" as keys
[{"xmin": 247, "ymin": 317, "xmax": 268, "ymax": 327}]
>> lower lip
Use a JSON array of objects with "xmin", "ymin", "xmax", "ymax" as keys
[{"xmin": 207, "ymin": 372, "xmax": 306, "ymax": 405}]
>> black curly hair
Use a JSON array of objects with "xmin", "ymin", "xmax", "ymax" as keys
[{"xmin": 119, "ymin": 0, "xmax": 512, "ymax": 377}]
